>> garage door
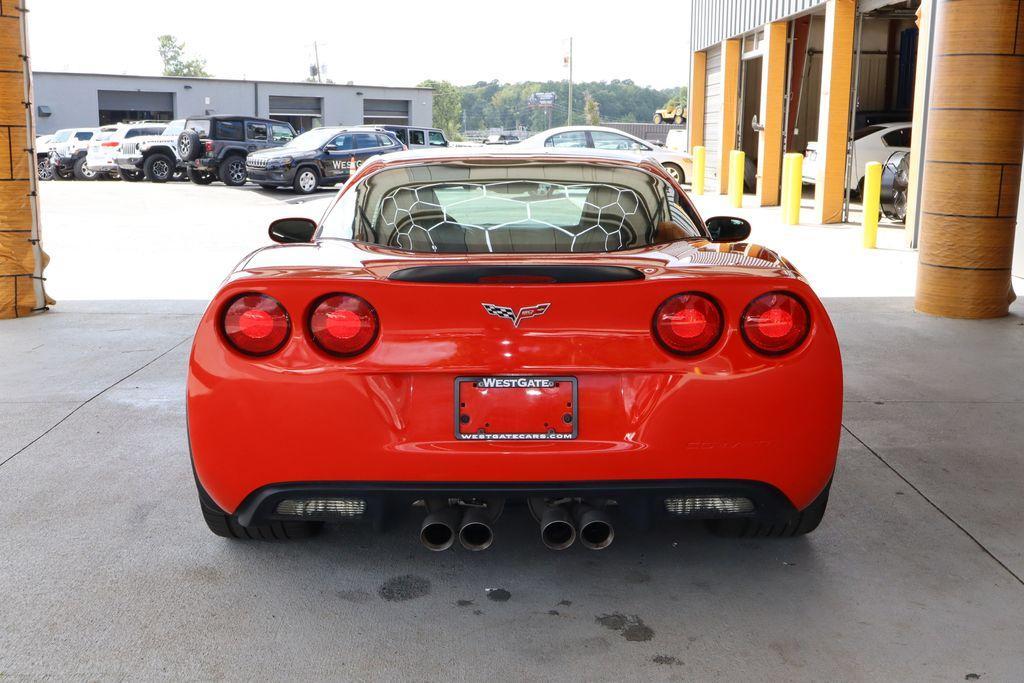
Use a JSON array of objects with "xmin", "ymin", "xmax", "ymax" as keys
[
  {"xmin": 97, "ymin": 90, "xmax": 173, "ymax": 125},
  {"xmin": 363, "ymin": 99, "xmax": 410, "ymax": 125},
  {"xmin": 702, "ymin": 45, "xmax": 723, "ymax": 191},
  {"xmin": 268, "ymin": 95, "xmax": 322, "ymax": 115}
]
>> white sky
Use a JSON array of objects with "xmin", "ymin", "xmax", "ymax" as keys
[{"xmin": 28, "ymin": 0, "xmax": 691, "ymax": 89}]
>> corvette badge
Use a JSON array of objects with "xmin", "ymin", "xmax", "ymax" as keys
[{"xmin": 481, "ymin": 303, "xmax": 550, "ymax": 328}]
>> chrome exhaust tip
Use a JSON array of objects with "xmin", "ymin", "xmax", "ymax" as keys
[
  {"xmin": 574, "ymin": 505, "xmax": 614, "ymax": 550},
  {"xmin": 420, "ymin": 508, "xmax": 460, "ymax": 551},
  {"xmin": 458, "ymin": 507, "xmax": 494, "ymax": 551},
  {"xmin": 540, "ymin": 506, "xmax": 577, "ymax": 550}
]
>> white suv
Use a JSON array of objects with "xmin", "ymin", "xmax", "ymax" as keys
[
  {"xmin": 114, "ymin": 119, "xmax": 185, "ymax": 182},
  {"xmin": 85, "ymin": 122, "xmax": 168, "ymax": 180},
  {"xmin": 46, "ymin": 128, "xmax": 98, "ymax": 180}
]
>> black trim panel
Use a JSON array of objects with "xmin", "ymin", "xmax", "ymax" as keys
[{"xmin": 388, "ymin": 265, "xmax": 645, "ymax": 284}]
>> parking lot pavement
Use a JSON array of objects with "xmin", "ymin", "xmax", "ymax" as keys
[{"xmin": 1, "ymin": 182, "xmax": 1022, "ymax": 678}]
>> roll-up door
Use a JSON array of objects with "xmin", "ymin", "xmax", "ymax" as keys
[{"xmin": 703, "ymin": 45, "xmax": 723, "ymax": 191}]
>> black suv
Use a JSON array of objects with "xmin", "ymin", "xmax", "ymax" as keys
[
  {"xmin": 245, "ymin": 127, "xmax": 404, "ymax": 194},
  {"xmin": 177, "ymin": 116, "xmax": 296, "ymax": 186}
]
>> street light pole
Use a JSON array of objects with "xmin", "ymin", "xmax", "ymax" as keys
[
  {"xmin": 566, "ymin": 37, "xmax": 574, "ymax": 126},
  {"xmin": 313, "ymin": 41, "xmax": 322, "ymax": 83}
]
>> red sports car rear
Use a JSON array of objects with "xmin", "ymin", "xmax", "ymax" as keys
[{"xmin": 187, "ymin": 149, "xmax": 842, "ymax": 550}]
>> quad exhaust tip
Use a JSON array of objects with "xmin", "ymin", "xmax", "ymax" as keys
[
  {"xmin": 574, "ymin": 505, "xmax": 614, "ymax": 550},
  {"xmin": 540, "ymin": 506, "xmax": 577, "ymax": 551},
  {"xmin": 458, "ymin": 507, "xmax": 494, "ymax": 551},
  {"xmin": 420, "ymin": 508, "xmax": 461, "ymax": 552}
]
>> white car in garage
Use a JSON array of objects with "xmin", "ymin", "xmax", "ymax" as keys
[
  {"xmin": 518, "ymin": 126, "xmax": 692, "ymax": 185},
  {"xmin": 803, "ymin": 121, "xmax": 911, "ymax": 195}
]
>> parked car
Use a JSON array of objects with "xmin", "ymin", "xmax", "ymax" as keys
[
  {"xmin": 483, "ymin": 133, "xmax": 520, "ymax": 145},
  {"xmin": 114, "ymin": 119, "xmax": 186, "ymax": 182},
  {"xmin": 186, "ymin": 147, "xmax": 842, "ymax": 547},
  {"xmin": 246, "ymin": 127, "xmax": 403, "ymax": 194},
  {"xmin": 653, "ymin": 104, "xmax": 685, "ymax": 124},
  {"xmin": 35, "ymin": 134, "xmax": 54, "ymax": 180},
  {"xmin": 177, "ymin": 116, "xmax": 296, "ymax": 186},
  {"xmin": 802, "ymin": 121, "xmax": 911, "ymax": 195},
  {"xmin": 355, "ymin": 124, "xmax": 448, "ymax": 149},
  {"xmin": 519, "ymin": 126, "xmax": 693, "ymax": 184},
  {"xmin": 85, "ymin": 122, "xmax": 168, "ymax": 181},
  {"xmin": 47, "ymin": 127, "xmax": 99, "ymax": 180}
]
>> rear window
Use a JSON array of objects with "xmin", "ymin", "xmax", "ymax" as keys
[
  {"xmin": 319, "ymin": 163, "xmax": 703, "ymax": 253},
  {"xmin": 74, "ymin": 131, "xmax": 93, "ymax": 141},
  {"xmin": 185, "ymin": 119, "xmax": 211, "ymax": 136},
  {"xmin": 52, "ymin": 130, "xmax": 72, "ymax": 142}
]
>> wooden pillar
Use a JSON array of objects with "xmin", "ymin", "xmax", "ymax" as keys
[
  {"xmin": 0, "ymin": 1, "xmax": 48, "ymax": 319},
  {"xmin": 915, "ymin": 0, "xmax": 1024, "ymax": 318},
  {"xmin": 812, "ymin": 0, "xmax": 855, "ymax": 224},
  {"xmin": 756, "ymin": 22, "xmax": 787, "ymax": 206},
  {"xmin": 689, "ymin": 51, "xmax": 706, "ymax": 150},
  {"xmin": 717, "ymin": 39, "xmax": 740, "ymax": 195}
]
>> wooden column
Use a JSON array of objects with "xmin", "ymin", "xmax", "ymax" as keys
[
  {"xmin": 0, "ymin": 0, "xmax": 47, "ymax": 319},
  {"xmin": 717, "ymin": 39, "xmax": 740, "ymax": 195},
  {"xmin": 689, "ymin": 51, "xmax": 706, "ymax": 150},
  {"xmin": 756, "ymin": 22, "xmax": 787, "ymax": 206},
  {"xmin": 915, "ymin": 0, "xmax": 1024, "ymax": 318},
  {"xmin": 812, "ymin": 0, "xmax": 855, "ymax": 224}
]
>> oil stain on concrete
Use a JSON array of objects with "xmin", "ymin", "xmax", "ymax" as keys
[
  {"xmin": 596, "ymin": 613, "xmax": 655, "ymax": 642},
  {"xmin": 486, "ymin": 588, "xmax": 511, "ymax": 602},
  {"xmin": 378, "ymin": 575, "xmax": 430, "ymax": 602}
]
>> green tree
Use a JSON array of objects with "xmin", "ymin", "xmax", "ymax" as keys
[
  {"xmin": 418, "ymin": 79, "xmax": 463, "ymax": 140},
  {"xmin": 157, "ymin": 35, "xmax": 210, "ymax": 78},
  {"xmin": 583, "ymin": 93, "xmax": 600, "ymax": 125}
]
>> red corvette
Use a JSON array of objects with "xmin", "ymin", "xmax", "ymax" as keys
[{"xmin": 188, "ymin": 148, "xmax": 842, "ymax": 550}]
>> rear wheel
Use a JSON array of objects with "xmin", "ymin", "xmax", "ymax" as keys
[
  {"xmin": 653, "ymin": 113, "xmax": 664, "ymax": 124},
  {"xmin": 673, "ymin": 115, "xmax": 684, "ymax": 124},
  {"xmin": 707, "ymin": 480, "xmax": 831, "ymax": 538},
  {"xmin": 73, "ymin": 157, "xmax": 97, "ymax": 180},
  {"xmin": 143, "ymin": 153, "xmax": 175, "ymax": 182},
  {"xmin": 197, "ymin": 484, "xmax": 321, "ymax": 540},
  {"xmin": 663, "ymin": 162, "xmax": 684, "ymax": 184},
  {"xmin": 292, "ymin": 166, "xmax": 320, "ymax": 194},
  {"xmin": 186, "ymin": 167, "xmax": 215, "ymax": 185},
  {"xmin": 219, "ymin": 154, "xmax": 247, "ymax": 186}
]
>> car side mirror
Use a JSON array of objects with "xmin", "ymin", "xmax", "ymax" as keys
[
  {"xmin": 269, "ymin": 217, "xmax": 317, "ymax": 244},
  {"xmin": 705, "ymin": 216, "xmax": 751, "ymax": 243}
]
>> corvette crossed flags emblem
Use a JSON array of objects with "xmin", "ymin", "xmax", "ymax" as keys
[{"xmin": 481, "ymin": 303, "xmax": 550, "ymax": 328}]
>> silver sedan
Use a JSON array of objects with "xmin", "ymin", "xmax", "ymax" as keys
[{"xmin": 517, "ymin": 126, "xmax": 693, "ymax": 185}]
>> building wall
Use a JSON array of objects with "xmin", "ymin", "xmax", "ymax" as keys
[
  {"xmin": 31, "ymin": 72, "xmax": 433, "ymax": 134},
  {"xmin": 691, "ymin": 0, "xmax": 828, "ymax": 51}
]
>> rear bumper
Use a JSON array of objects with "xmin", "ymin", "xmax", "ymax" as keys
[{"xmin": 233, "ymin": 478, "xmax": 801, "ymax": 527}]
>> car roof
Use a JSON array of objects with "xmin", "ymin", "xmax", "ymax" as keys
[
  {"xmin": 374, "ymin": 145, "xmax": 665, "ymax": 168},
  {"xmin": 184, "ymin": 115, "xmax": 288, "ymax": 124}
]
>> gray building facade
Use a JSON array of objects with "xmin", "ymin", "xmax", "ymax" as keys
[{"xmin": 32, "ymin": 72, "xmax": 433, "ymax": 135}]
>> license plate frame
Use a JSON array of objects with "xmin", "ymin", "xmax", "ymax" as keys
[{"xmin": 454, "ymin": 376, "xmax": 578, "ymax": 441}]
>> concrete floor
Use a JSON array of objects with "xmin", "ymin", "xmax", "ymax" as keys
[{"xmin": 1, "ymin": 182, "xmax": 1023, "ymax": 679}]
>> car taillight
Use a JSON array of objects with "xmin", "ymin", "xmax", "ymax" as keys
[
  {"xmin": 654, "ymin": 293, "xmax": 723, "ymax": 356},
  {"xmin": 309, "ymin": 293, "xmax": 378, "ymax": 356},
  {"xmin": 203, "ymin": 140, "xmax": 214, "ymax": 153},
  {"xmin": 101, "ymin": 141, "xmax": 119, "ymax": 147},
  {"xmin": 741, "ymin": 292, "xmax": 810, "ymax": 355},
  {"xmin": 221, "ymin": 293, "xmax": 290, "ymax": 356}
]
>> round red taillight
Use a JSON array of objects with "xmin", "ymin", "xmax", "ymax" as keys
[
  {"xmin": 741, "ymin": 292, "xmax": 810, "ymax": 355},
  {"xmin": 222, "ymin": 293, "xmax": 290, "ymax": 355},
  {"xmin": 654, "ymin": 293, "xmax": 723, "ymax": 356},
  {"xmin": 309, "ymin": 293, "xmax": 379, "ymax": 356}
]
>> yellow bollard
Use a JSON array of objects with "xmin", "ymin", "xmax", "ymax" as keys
[
  {"xmin": 728, "ymin": 150, "xmax": 745, "ymax": 208},
  {"xmin": 780, "ymin": 154, "xmax": 793, "ymax": 218},
  {"xmin": 692, "ymin": 146, "xmax": 705, "ymax": 195},
  {"xmin": 784, "ymin": 152, "xmax": 803, "ymax": 225},
  {"xmin": 862, "ymin": 161, "xmax": 883, "ymax": 249}
]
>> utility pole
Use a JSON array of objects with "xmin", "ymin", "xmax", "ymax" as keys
[
  {"xmin": 566, "ymin": 37, "xmax": 574, "ymax": 126},
  {"xmin": 313, "ymin": 41, "xmax": 323, "ymax": 83}
]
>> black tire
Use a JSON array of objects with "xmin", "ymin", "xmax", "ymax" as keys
[
  {"xmin": 37, "ymin": 157, "xmax": 54, "ymax": 181},
  {"xmin": 143, "ymin": 153, "xmax": 175, "ymax": 182},
  {"xmin": 72, "ymin": 157, "xmax": 97, "ymax": 181},
  {"xmin": 186, "ymin": 167, "xmax": 215, "ymax": 185},
  {"xmin": 663, "ymin": 162, "xmax": 685, "ymax": 185},
  {"xmin": 707, "ymin": 480, "xmax": 831, "ymax": 538},
  {"xmin": 218, "ymin": 154, "xmax": 247, "ymax": 186},
  {"xmin": 178, "ymin": 130, "xmax": 202, "ymax": 162},
  {"xmin": 292, "ymin": 166, "xmax": 320, "ymax": 194},
  {"xmin": 197, "ymin": 485, "xmax": 321, "ymax": 540},
  {"xmin": 653, "ymin": 113, "xmax": 664, "ymax": 124},
  {"xmin": 120, "ymin": 168, "xmax": 143, "ymax": 182}
]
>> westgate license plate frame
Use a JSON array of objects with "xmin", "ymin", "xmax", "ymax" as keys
[{"xmin": 454, "ymin": 376, "xmax": 578, "ymax": 441}]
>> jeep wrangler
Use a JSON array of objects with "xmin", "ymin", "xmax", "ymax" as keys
[{"xmin": 177, "ymin": 116, "xmax": 296, "ymax": 186}]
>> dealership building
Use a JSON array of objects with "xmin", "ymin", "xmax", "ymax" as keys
[{"xmin": 32, "ymin": 71, "xmax": 434, "ymax": 135}]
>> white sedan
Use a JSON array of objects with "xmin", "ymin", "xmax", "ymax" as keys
[
  {"xmin": 803, "ymin": 121, "xmax": 911, "ymax": 194},
  {"xmin": 518, "ymin": 126, "xmax": 692, "ymax": 185}
]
